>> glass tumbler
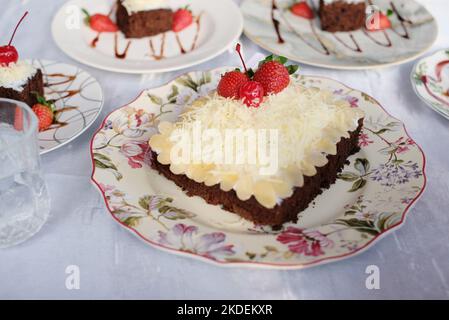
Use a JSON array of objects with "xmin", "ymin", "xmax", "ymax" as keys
[{"xmin": 0, "ymin": 98, "xmax": 50, "ymax": 248}]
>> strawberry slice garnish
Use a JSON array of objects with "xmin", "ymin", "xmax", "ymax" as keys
[
  {"xmin": 367, "ymin": 10, "xmax": 392, "ymax": 31},
  {"xmin": 82, "ymin": 8, "xmax": 118, "ymax": 33},
  {"xmin": 290, "ymin": 1, "xmax": 314, "ymax": 20},
  {"xmin": 31, "ymin": 93, "xmax": 55, "ymax": 132},
  {"xmin": 172, "ymin": 6, "xmax": 194, "ymax": 32}
]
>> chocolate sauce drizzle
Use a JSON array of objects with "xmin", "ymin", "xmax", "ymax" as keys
[
  {"xmin": 42, "ymin": 73, "xmax": 82, "ymax": 131},
  {"xmin": 271, "ymin": 0, "xmax": 285, "ymax": 44},
  {"xmin": 389, "ymin": 1, "xmax": 412, "ymax": 39},
  {"xmin": 114, "ymin": 33, "xmax": 132, "ymax": 59},
  {"xmin": 44, "ymin": 73, "xmax": 77, "ymax": 87},
  {"xmin": 89, "ymin": 11, "xmax": 202, "ymax": 61},
  {"xmin": 149, "ymin": 33, "xmax": 166, "ymax": 60},
  {"xmin": 333, "ymin": 34, "xmax": 362, "ymax": 53},
  {"xmin": 91, "ymin": 33, "xmax": 100, "ymax": 48}
]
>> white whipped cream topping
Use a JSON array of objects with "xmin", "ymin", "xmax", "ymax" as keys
[
  {"xmin": 0, "ymin": 61, "xmax": 37, "ymax": 92},
  {"xmin": 150, "ymin": 79, "xmax": 364, "ymax": 209},
  {"xmin": 122, "ymin": 0, "xmax": 170, "ymax": 13}
]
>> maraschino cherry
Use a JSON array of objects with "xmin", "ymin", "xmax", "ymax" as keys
[
  {"xmin": 0, "ymin": 11, "xmax": 29, "ymax": 67},
  {"xmin": 235, "ymin": 44, "xmax": 265, "ymax": 108}
]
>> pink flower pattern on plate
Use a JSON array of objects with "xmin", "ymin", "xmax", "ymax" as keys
[
  {"xmin": 120, "ymin": 141, "xmax": 149, "ymax": 169},
  {"xmin": 359, "ymin": 132, "xmax": 374, "ymax": 147},
  {"xmin": 158, "ymin": 223, "xmax": 235, "ymax": 260},
  {"xmin": 277, "ymin": 227, "xmax": 334, "ymax": 257}
]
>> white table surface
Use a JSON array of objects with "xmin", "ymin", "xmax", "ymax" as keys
[{"xmin": 1, "ymin": 0, "xmax": 449, "ymax": 300}]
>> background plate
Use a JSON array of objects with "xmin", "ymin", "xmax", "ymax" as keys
[
  {"xmin": 411, "ymin": 49, "xmax": 449, "ymax": 120},
  {"xmin": 241, "ymin": 0, "xmax": 438, "ymax": 70},
  {"xmin": 52, "ymin": 0, "xmax": 243, "ymax": 74}
]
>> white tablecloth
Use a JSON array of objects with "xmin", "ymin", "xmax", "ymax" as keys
[{"xmin": 1, "ymin": 0, "xmax": 449, "ymax": 299}]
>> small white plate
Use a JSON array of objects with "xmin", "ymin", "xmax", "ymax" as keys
[
  {"xmin": 31, "ymin": 59, "xmax": 103, "ymax": 154},
  {"xmin": 52, "ymin": 0, "xmax": 243, "ymax": 74},
  {"xmin": 411, "ymin": 49, "xmax": 449, "ymax": 120},
  {"xmin": 241, "ymin": 0, "xmax": 437, "ymax": 70},
  {"xmin": 90, "ymin": 68, "xmax": 426, "ymax": 269}
]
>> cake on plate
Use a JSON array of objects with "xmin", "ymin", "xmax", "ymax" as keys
[
  {"xmin": 149, "ymin": 47, "xmax": 364, "ymax": 227},
  {"xmin": 0, "ymin": 12, "xmax": 43, "ymax": 106},
  {"xmin": 318, "ymin": 0, "xmax": 367, "ymax": 32},
  {"xmin": 116, "ymin": 0, "xmax": 174, "ymax": 38}
]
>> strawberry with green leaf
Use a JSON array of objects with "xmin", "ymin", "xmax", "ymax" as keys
[
  {"xmin": 82, "ymin": 8, "xmax": 118, "ymax": 33},
  {"xmin": 31, "ymin": 93, "xmax": 56, "ymax": 132}
]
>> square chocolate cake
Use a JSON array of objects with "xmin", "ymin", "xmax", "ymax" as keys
[
  {"xmin": 116, "ymin": 0, "xmax": 173, "ymax": 38},
  {"xmin": 149, "ymin": 67, "xmax": 365, "ymax": 227},
  {"xmin": 0, "ymin": 61, "xmax": 44, "ymax": 107},
  {"xmin": 319, "ymin": 0, "xmax": 367, "ymax": 32}
]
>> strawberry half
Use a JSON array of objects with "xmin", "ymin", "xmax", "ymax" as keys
[
  {"xmin": 31, "ymin": 92, "xmax": 55, "ymax": 132},
  {"xmin": 291, "ymin": 1, "xmax": 314, "ymax": 20},
  {"xmin": 217, "ymin": 71, "xmax": 250, "ymax": 99},
  {"xmin": 82, "ymin": 9, "xmax": 118, "ymax": 33},
  {"xmin": 367, "ymin": 11, "xmax": 392, "ymax": 31},
  {"xmin": 172, "ymin": 7, "xmax": 194, "ymax": 32}
]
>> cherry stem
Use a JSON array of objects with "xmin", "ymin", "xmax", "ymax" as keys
[
  {"xmin": 8, "ymin": 11, "xmax": 29, "ymax": 46},
  {"xmin": 235, "ymin": 43, "xmax": 248, "ymax": 74}
]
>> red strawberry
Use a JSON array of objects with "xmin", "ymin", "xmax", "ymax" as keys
[
  {"xmin": 367, "ymin": 12, "xmax": 391, "ymax": 31},
  {"xmin": 290, "ymin": 1, "xmax": 314, "ymax": 20},
  {"xmin": 217, "ymin": 71, "xmax": 249, "ymax": 99},
  {"xmin": 172, "ymin": 7, "xmax": 194, "ymax": 32},
  {"xmin": 82, "ymin": 9, "xmax": 118, "ymax": 33},
  {"xmin": 32, "ymin": 104, "xmax": 54, "ymax": 132},
  {"xmin": 253, "ymin": 61, "xmax": 290, "ymax": 95},
  {"xmin": 239, "ymin": 81, "xmax": 265, "ymax": 108},
  {"xmin": 31, "ymin": 93, "xmax": 55, "ymax": 132}
]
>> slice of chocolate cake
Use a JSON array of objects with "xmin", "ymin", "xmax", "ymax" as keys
[
  {"xmin": 0, "ymin": 61, "xmax": 44, "ymax": 107},
  {"xmin": 319, "ymin": 0, "xmax": 366, "ymax": 32},
  {"xmin": 149, "ymin": 120, "xmax": 362, "ymax": 227},
  {"xmin": 116, "ymin": 0, "xmax": 173, "ymax": 38}
]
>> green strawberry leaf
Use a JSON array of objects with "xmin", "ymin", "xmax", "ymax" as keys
[
  {"xmin": 386, "ymin": 9, "xmax": 394, "ymax": 16},
  {"xmin": 31, "ymin": 91, "xmax": 55, "ymax": 111},
  {"xmin": 246, "ymin": 68, "xmax": 255, "ymax": 78},
  {"xmin": 81, "ymin": 8, "xmax": 91, "ymax": 25},
  {"xmin": 286, "ymin": 65, "xmax": 299, "ymax": 75}
]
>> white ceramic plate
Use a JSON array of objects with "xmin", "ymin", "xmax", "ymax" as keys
[
  {"xmin": 411, "ymin": 49, "xmax": 449, "ymax": 120},
  {"xmin": 241, "ymin": 0, "xmax": 437, "ymax": 70},
  {"xmin": 31, "ymin": 59, "xmax": 103, "ymax": 154},
  {"xmin": 90, "ymin": 68, "xmax": 426, "ymax": 269},
  {"xmin": 52, "ymin": 0, "xmax": 243, "ymax": 74}
]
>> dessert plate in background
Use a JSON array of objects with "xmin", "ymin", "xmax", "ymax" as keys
[
  {"xmin": 52, "ymin": 0, "xmax": 243, "ymax": 74},
  {"xmin": 411, "ymin": 49, "xmax": 449, "ymax": 120},
  {"xmin": 32, "ymin": 59, "xmax": 103, "ymax": 154},
  {"xmin": 241, "ymin": 0, "xmax": 437, "ymax": 70},
  {"xmin": 90, "ymin": 68, "xmax": 426, "ymax": 269}
]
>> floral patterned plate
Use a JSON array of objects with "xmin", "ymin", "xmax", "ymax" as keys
[
  {"xmin": 411, "ymin": 49, "xmax": 449, "ymax": 120},
  {"xmin": 90, "ymin": 68, "xmax": 426, "ymax": 269}
]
